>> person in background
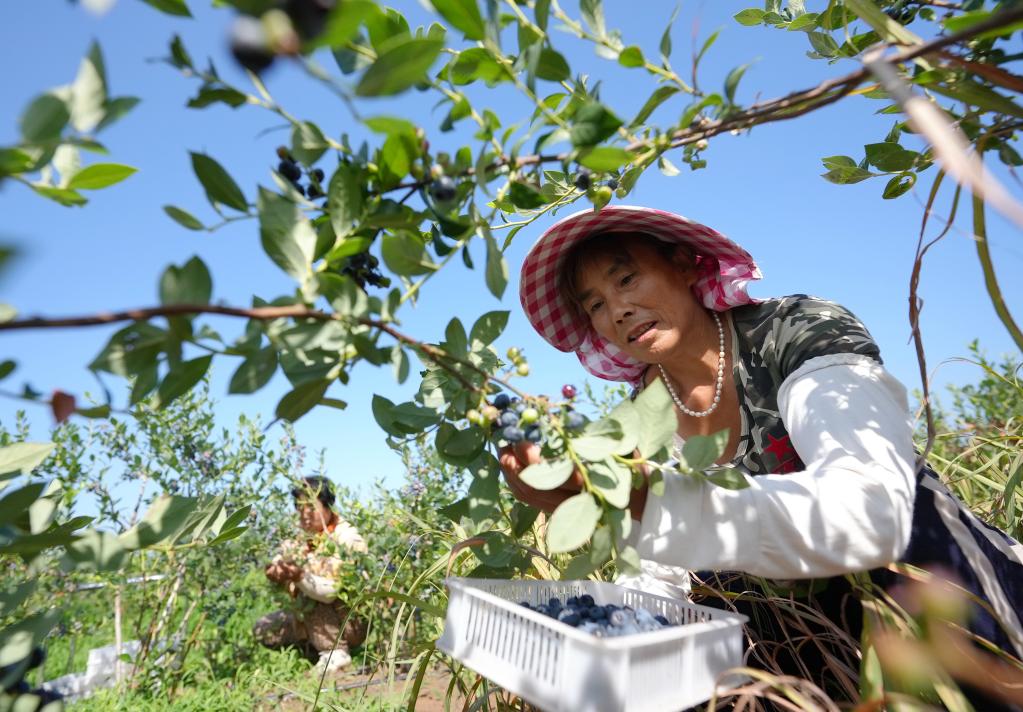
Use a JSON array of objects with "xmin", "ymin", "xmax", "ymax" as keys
[{"xmin": 253, "ymin": 476, "xmax": 369, "ymax": 674}]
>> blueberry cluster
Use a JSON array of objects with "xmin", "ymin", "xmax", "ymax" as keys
[
  {"xmin": 341, "ymin": 251, "xmax": 389, "ymax": 289},
  {"xmin": 518, "ymin": 595, "xmax": 674, "ymax": 638},
  {"xmin": 276, "ymin": 147, "xmax": 325, "ymax": 199},
  {"xmin": 1, "ymin": 646, "xmax": 63, "ymax": 709},
  {"xmin": 230, "ymin": 0, "xmax": 334, "ymax": 75},
  {"xmin": 493, "ymin": 393, "xmax": 541, "ymax": 444}
]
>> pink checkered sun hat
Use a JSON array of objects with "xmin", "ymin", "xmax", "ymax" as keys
[{"xmin": 519, "ymin": 205, "xmax": 763, "ymax": 383}]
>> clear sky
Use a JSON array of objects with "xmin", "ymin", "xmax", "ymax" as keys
[{"xmin": 1, "ymin": 1, "xmax": 1020, "ymax": 497}]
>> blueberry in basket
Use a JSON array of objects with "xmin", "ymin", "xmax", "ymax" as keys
[{"xmin": 518, "ymin": 596, "xmax": 676, "ymax": 637}]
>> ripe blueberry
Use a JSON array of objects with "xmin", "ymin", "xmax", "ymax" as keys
[
  {"xmin": 525, "ymin": 426, "xmax": 542, "ymax": 443},
  {"xmin": 279, "ymin": 160, "xmax": 302, "ymax": 181},
  {"xmin": 498, "ymin": 411, "xmax": 519, "ymax": 427},
  {"xmin": 311, "ymin": 168, "xmax": 325, "ymax": 182},
  {"xmin": 565, "ymin": 412, "xmax": 586, "ymax": 430},
  {"xmin": 493, "ymin": 393, "xmax": 511, "ymax": 411},
  {"xmin": 574, "ymin": 169, "xmax": 591, "ymax": 191},
  {"xmin": 607, "ymin": 177, "xmax": 620, "ymax": 190},
  {"xmin": 430, "ymin": 175, "xmax": 457, "ymax": 203},
  {"xmin": 503, "ymin": 426, "xmax": 525, "ymax": 442},
  {"xmin": 579, "ymin": 594, "xmax": 595, "ymax": 607}
]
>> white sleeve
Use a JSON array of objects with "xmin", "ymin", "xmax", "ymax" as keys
[
  {"xmin": 297, "ymin": 572, "xmax": 337, "ymax": 603},
  {"xmin": 634, "ymin": 355, "xmax": 917, "ymax": 579}
]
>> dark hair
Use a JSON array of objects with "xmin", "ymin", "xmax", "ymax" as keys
[
  {"xmin": 290, "ymin": 476, "xmax": 336, "ymax": 508},
  {"xmin": 559, "ymin": 231, "xmax": 687, "ymax": 312}
]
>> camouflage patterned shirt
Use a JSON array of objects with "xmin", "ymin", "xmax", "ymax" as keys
[{"xmin": 725, "ymin": 294, "xmax": 882, "ymax": 476}]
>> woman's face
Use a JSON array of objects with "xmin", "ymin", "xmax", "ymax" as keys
[
  {"xmin": 573, "ymin": 240, "xmax": 702, "ymax": 363},
  {"xmin": 297, "ymin": 499, "xmax": 333, "ymax": 533}
]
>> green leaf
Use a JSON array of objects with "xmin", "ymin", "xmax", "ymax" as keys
[
  {"xmin": 190, "ymin": 152, "xmax": 248, "ymax": 212},
  {"xmin": 275, "ymin": 379, "xmax": 331, "ymax": 422},
  {"xmin": 70, "ymin": 41, "xmax": 108, "ymax": 133},
  {"xmin": 228, "ymin": 347, "xmax": 278, "ymax": 394},
  {"xmin": 546, "ymin": 492, "xmax": 600, "ymax": 553},
  {"xmin": 163, "ymin": 205, "xmax": 205, "ymax": 231},
  {"xmin": 629, "ymin": 86, "xmax": 679, "ymax": 128},
  {"xmin": 0, "ymin": 361, "xmax": 14, "ymax": 382},
  {"xmin": 633, "ymin": 379, "xmax": 677, "ymax": 458},
  {"xmin": 258, "ymin": 187, "xmax": 318, "ymax": 281},
  {"xmin": 570, "ymin": 419, "xmax": 624, "ymax": 461},
  {"xmin": 660, "ymin": 5, "xmax": 679, "ymax": 63},
  {"xmin": 483, "ymin": 231, "xmax": 508, "ymax": 299},
  {"xmin": 186, "ymin": 86, "xmax": 247, "ymax": 109},
  {"xmin": 724, "ymin": 63, "xmax": 751, "ymax": 104},
  {"xmin": 159, "ymin": 256, "xmax": 212, "ymax": 305},
  {"xmin": 658, "ymin": 155, "xmax": 680, "ymax": 177},
  {"xmin": 356, "ymin": 37, "xmax": 445, "ymax": 97},
  {"xmin": 577, "ymin": 146, "xmax": 632, "ymax": 172},
  {"xmin": 155, "ymin": 356, "xmax": 212, "ymax": 408},
  {"xmin": 616, "ymin": 545, "xmax": 641, "ymax": 575},
  {"xmin": 569, "ymin": 102, "xmax": 623, "ymax": 148},
  {"xmin": 435, "ymin": 423, "xmax": 486, "ymax": 466},
  {"xmin": 589, "ymin": 458, "xmax": 631, "ymax": 509},
  {"xmin": 328, "ymin": 162, "xmax": 364, "ymax": 239},
  {"xmin": 681, "ymin": 429, "xmax": 729, "ymax": 471},
  {"xmin": 382, "ymin": 231, "xmax": 438, "ymax": 276},
  {"xmin": 0, "ymin": 581, "xmax": 35, "ymax": 618},
  {"xmin": 168, "ymin": 34, "xmax": 193, "ymax": 69},
  {"xmin": 89, "ymin": 322, "xmax": 166, "ymax": 377},
  {"xmin": 290, "ymin": 121, "xmax": 328, "ymax": 165},
  {"xmin": 0, "ymin": 443, "xmax": 54, "ymax": 477},
  {"xmin": 733, "ymin": 8, "xmax": 765, "ymax": 26},
  {"xmin": 579, "ymin": 0, "xmax": 606, "ymax": 37},
  {"xmin": 929, "ymin": 80, "xmax": 1023, "ymax": 121},
  {"xmin": 448, "ymin": 48, "xmax": 505, "ymax": 85},
  {"xmin": 617, "ymin": 46, "xmax": 644, "ymax": 68},
  {"xmin": 119, "ymin": 495, "xmax": 198, "ymax": 549},
  {"xmin": 883, "ymin": 172, "xmax": 916, "ymax": 199},
  {"xmin": 864, "ymin": 143, "xmax": 918, "ymax": 172},
  {"xmin": 431, "ymin": 0, "xmax": 485, "ymax": 40},
  {"xmin": 0, "ymin": 483, "xmax": 46, "ymax": 525},
  {"xmin": 64, "ymin": 530, "xmax": 127, "ymax": 571},
  {"xmin": 787, "ymin": 12, "xmax": 819, "ymax": 31},
  {"xmin": 536, "ymin": 48, "xmax": 570, "ymax": 81},
  {"xmin": 468, "ymin": 310, "xmax": 509, "ymax": 347},
  {"xmin": 704, "ymin": 466, "xmax": 750, "ymax": 490},
  {"xmin": 807, "ymin": 31, "xmax": 840, "ymax": 58},
  {"xmin": 821, "ymin": 164, "xmax": 875, "ymax": 184},
  {"xmin": 30, "ymin": 185, "xmax": 87, "ymax": 207},
  {"xmin": 140, "ymin": 0, "xmax": 191, "ymax": 17},
  {"xmin": 519, "ymin": 458, "xmax": 574, "ymax": 490},
  {"xmin": 0, "ymin": 610, "xmax": 61, "ymax": 670},
  {"xmin": 508, "ymin": 181, "xmax": 546, "ymax": 210},
  {"xmin": 20, "ymin": 94, "xmax": 70, "ymax": 143}
]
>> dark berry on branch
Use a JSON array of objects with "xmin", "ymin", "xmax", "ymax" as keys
[
  {"xmin": 306, "ymin": 184, "xmax": 322, "ymax": 199},
  {"xmin": 574, "ymin": 169, "xmax": 591, "ymax": 191},
  {"xmin": 565, "ymin": 412, "xmax": 586, "ymax": 430},
  {"xmin": 292, "ymin": 182, "xmax": 306, "ymax": 197},
  {"xmin": 279, "ymin": 160, "xmax": 302, "ymax": 181},
  {"xmin": 276, "ymin": 146, "xmax": 292, "ymax": 161},
  {"xmin": 562, "ymin": 384, "xmax": 577, "ymax": 399},
  {"xmin": 607, "ymin": 177, "xmax": 619, "ymax": 190},
  {"xmin": 230, "ymin": 16, "xmax": 275, "ymax": 75},
  {"xmin": 311, "ymin": 168, "xmax": 325, "ymax": 182},
  {"xmin": 525, "ymin": 426, "xmax": 542, "ymax": 443},
  {"xmin": 285, "ymin": 0, "xmax": 334, "ymax": 41},
  {"xmin": 430, "ymin": 175, "xmax": 457, "ymax": 203},
  {"xmin": 498, "ymin": 411, "xmax": 519, "ymax": 427},
  {"xmin": 493, "ymin": 393, "xmax": 511, "ymax": 411},
  {"xmin": 503, "ymin": 426, "xmax": 525, "ymax": 442}
]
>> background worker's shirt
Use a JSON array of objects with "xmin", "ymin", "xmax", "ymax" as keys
[{"xmin": 275, "ymin": 519, "xmax": 368, "ymax": 603}]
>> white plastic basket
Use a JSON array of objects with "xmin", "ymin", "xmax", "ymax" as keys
[{"xmin": 437, "ymin": 577, "xmax": 748, "ymax": 712}]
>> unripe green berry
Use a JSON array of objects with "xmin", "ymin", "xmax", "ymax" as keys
[
  {"xmin": 516, "ymin": 362, "xmax": 530, "ymax": 377},
  {"xmin": 520, "ymin": 407, "xmax": 539, "ymax": 424}
]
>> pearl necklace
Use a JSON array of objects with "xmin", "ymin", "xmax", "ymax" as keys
[{"xmin": 657, "ymin": 312, "xmax": 726, "ymax": 419}]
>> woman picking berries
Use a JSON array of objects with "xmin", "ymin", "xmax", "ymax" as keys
[{"xmin": 499, "ymin": 205, "xmax": 1023, "ymax": 704}]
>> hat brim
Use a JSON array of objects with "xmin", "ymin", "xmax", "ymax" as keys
[{"xmin": 519, "ymin": 205, "xmax": 762, "ymax": 356}]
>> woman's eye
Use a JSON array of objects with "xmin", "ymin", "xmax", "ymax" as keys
[
  {"xmin": 588, "ymin": 301, "xmax": 603, "ymax": 314},
  {"xmin": 621, "ymin": 273, "xmax": 635, "ymax": 286}
]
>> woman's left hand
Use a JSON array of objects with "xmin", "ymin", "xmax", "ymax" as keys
[{"xmin": 498, "ymin": 441, "xmax": 584, "ymax": 514}]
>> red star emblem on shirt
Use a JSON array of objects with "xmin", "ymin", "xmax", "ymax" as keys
[{"xmin": 764, "ymin": 433, "xmax": 801, "ymax": 474}]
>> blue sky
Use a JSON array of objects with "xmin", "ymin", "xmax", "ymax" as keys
[{"xmin": 1, "ymin": 1, "xmax": 1021, "ymax": 498}]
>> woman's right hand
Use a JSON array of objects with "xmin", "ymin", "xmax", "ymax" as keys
[{"xmin": 498, "ymin": 441, "xmax": 584, "ymax": 514}]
